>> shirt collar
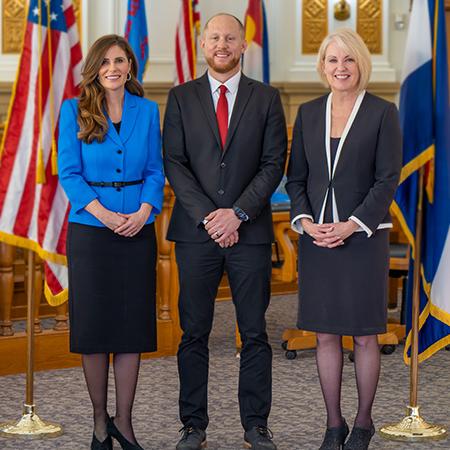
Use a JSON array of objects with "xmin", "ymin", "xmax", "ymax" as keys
[{"xmin": 207, "ymin": 70, "xmax": 241, "ymax": 95}]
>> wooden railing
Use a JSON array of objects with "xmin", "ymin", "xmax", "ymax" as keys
[
  {"xmin": 0, "ymin": 119, "xmax": 409, "ymax": 372},
  {"xmin": 0, "ymin": 184, "xmax": 298, "ymax": 336},
  {"xmin": 0, "ymin": 245, "xmax": 70, "ymax": 336}
]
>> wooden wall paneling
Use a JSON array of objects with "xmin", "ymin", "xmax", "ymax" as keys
[{"xmin": 0, "ymin": 81, "xmax": 400, "ymax": 128}]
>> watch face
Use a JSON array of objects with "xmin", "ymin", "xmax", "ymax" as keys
[{"xmin": 234, "ymin": 207, "xmax": 248, "ymax": 221}]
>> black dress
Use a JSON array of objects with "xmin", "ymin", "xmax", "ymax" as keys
[{"xmin": 297, "ymin": 138, "xmax": 390, "ymax": 336}]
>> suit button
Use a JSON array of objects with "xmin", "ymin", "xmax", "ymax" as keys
[
  {"xmin": 117, "ymin": 150, "xmax": 122, "ymax": 154},
  {"xmin": 218, "ymin": 189, "xmax": 224, "ymax": 195},
  {"xmin": 220, "ymin": 162, "xmax": 226, "ymax": 168},
  {"xmin": 116, "ymin": 168, "xmax": 121, "ymax": 173},
  {"xmin": 116, "ymin": 187, "xmax": 121, "ymax": 192}
]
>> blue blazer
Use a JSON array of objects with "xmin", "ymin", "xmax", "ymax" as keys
[{"xmin": 58, "ymin": 90, "xmax": 165, "ymax": 227}]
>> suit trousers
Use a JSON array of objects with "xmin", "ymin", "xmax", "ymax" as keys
[{"xmin": 175, "ymin": 240, "xmax": 273, "ymax": 431}]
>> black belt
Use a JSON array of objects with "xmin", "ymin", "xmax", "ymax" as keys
[{"xmin": 87, "ymin": 179, "xmax": 144, "ymax": 188}]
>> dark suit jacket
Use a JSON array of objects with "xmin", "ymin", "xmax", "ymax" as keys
[
  {"xmin": 286, "ymin": 92, "xmax": 402, "ymax": 235},
  {"xmin": 163, "ymin": 72, "xmax": 287, "ymax": 244}
]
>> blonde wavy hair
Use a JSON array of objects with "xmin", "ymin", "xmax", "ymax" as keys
[{"xmin": 77, "ymin": 34, "xmax": 144, "ymax": 143}]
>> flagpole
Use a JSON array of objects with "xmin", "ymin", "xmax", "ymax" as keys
[
  {"xmin": 380, "ymin": 166, "xmax": 446, "ymax": 441},
  {"xmin": 0, "ymin": 2, "xmax": 62, "ymax": 436},
  {"xmin": 0, "ymin": 250, "xmax": 63, "ymax": 438}
]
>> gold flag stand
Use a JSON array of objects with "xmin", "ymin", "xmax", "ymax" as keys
[
  {"xmin": 0, "ymin": 250, "xmax": 63, "ymax": 438},
  {"xmin": 380, "ymin": 167, "xmax": 446, "ymax": 441}
]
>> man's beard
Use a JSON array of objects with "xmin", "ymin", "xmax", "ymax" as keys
[{"xmin": 205, "ymin": 54, "xmax": 241, "ymax": 74}]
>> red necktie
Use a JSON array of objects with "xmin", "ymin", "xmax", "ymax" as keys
[{"xmin": 216, "ymin": 85, "xmax": 228, "ymax": 148}]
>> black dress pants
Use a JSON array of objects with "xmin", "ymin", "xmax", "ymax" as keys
[{"xmin": 175, "ymin": 240, "xmax": 273, "ymax": 431}]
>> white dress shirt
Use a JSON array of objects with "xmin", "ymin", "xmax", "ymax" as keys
[{"xmin": 207, "ymin": 70, "xmax": 241, "ymax": 124}]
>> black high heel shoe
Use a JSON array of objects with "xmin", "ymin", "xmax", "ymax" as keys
[
  {"xmin": 107, "ymin": 416, "xmax": 144, "ymax": 450},
  {"xmin": 319, "ymin": 418, "xmax": 349, "ymax": 450},
  {"xmin": 343, "ymin": 423, "xmax": 375, "ymax": 450},
  {"xmin": 91, "ymin": 432, "xmax": 113, "ymax": 450}
]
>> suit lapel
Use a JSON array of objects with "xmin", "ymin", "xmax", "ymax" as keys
[
  {"xmin": 326, "ymin": 90, "xmax": 366, "ymax": 179},
  {"xmin": 119, "ymin": 90, "xmax": 138, "ymax": 144},
  {"xmin": 224, "ymin": 74, "xmax": 253, "ymax": 153},
  {"xmin": 105, "ymin": 90, "xmax": 138, "ymax": 147},
  {"xmin": 315, "ymin": 97, "xmax": 327, "ymax": 170},
  {"xmin": 194, "ymin": 73, "xmax": 222, "ymax": 149},
  {"xmin": 106, "ymin": 115, "xmax": 122, "ymax": 147}
]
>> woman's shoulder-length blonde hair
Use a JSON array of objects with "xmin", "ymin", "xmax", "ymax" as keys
[
  {"xmin": 316, "ymin": 28, "xmax": 372, "ymax": 93},
  {"xmin": 77, "ymin": 34, "xmax": 144, "ymax": 144}
]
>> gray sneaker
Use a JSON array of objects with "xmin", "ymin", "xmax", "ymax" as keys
[
  {"xmin": 176, "ymin": 426, "xmax": 207, "ymax": 450},
  {"xmin": 244, "ymin": 426, "xmax": 277, "ymax": 449}
]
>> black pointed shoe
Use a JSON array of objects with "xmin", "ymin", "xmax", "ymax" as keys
[
  {"xmin": 343, "ymin": 423, "xmax": 375, "ymax": 450},
  {"xmin": 91, "ymin": 433, "xmax": 112, "ymax": 450},
  {"xmin": 106, "ymin": 416, "xmax": 144, "ymax": 450},
  {"xmin": 244, "ymin": 426, "xmax": 277, "ymax": 449},
  {"xmin": 175, "ymin": 426, "xmax": 207, "ymax": 450},
  {"xmin": 319, "ymin": 419, "xmax": 349, "ymax": 450}
]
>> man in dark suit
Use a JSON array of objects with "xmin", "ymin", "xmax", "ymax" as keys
[{"xmin": 163, "ymin": 13, "xmax": 287, "ymax": 450}]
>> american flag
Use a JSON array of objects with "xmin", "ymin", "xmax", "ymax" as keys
[
  {"xmin": 0, "ymin": 0, "xmax": 82, "ymax": 306},
  {"xmin": 174, "ymin": 0, "xmax": 201, "ymax": 85}
]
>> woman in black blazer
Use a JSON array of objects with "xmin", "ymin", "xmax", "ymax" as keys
[{"xmin": 286, "ymin": 29, "xmax": 402, "ymax": 450}]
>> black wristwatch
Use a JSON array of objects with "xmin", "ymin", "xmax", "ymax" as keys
[{"xmin": 233, "ymin": 206, "xmax": 249, "ymax": 222}]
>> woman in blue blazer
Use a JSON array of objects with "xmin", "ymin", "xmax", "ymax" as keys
[{"xmin": 58, "ymin": 35, "xmax": 164, "ymax": 450}]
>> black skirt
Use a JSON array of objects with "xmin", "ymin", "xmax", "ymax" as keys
[
  {"xmin": 67, "ymin": 222, "xmax": 157, "ymax": 354},
  {"xmin": 297, "ymin": 229, "xmax": 390, "ymax": 336}
]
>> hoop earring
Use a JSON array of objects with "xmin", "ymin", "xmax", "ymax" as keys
[{"xmin": 126, "ymin": 72, "xmax": 131, "ymax": 81}]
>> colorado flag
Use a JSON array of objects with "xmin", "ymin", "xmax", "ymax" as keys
[
  {"xmin": 243, "ymin": 0, "xmax": 270, "ymax": 84},
  {"xmin": 393, "ymin": 0, "xmax": 450, "ymax": 363}
]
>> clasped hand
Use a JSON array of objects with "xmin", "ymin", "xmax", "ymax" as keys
[
  {"xmin": 301, "ymin": 218, "xmax": 358, "ymax": 248},
  {"xmin": 204, "ymin": 208, "xmax": 241, "ymax": 248},
  {"xmin": 103, "ymin": 204, "xmax": 152, "ymax": 237}
]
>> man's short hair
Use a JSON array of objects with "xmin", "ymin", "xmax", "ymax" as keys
[{"xmin": 203, "ymin": 13, "xmax": 245, "ymax": 38}]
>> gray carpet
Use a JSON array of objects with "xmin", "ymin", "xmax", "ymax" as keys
[{"xmin": 1, "ymin": 294, "xmax": 450, "ymax": 449}]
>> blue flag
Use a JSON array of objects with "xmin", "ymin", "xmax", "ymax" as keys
[
  {"xmin": 124, "ymin": 0, "xmax": 149, "ymax": 82},
  {"xmin": 393, "ymin": 0, "xmax": 450, "ymax": 364}
]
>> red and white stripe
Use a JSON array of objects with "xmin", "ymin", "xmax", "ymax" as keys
[
  {"xmin": 0, "ymin": 0, "xmax": 82, "ymax": 305},
  {"xmin": 174, "ymin": 0, "xmax": 199, "ymax": 85}
]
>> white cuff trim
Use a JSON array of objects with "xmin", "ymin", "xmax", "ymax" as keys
[
  {"xmin": 348, "ymin": 217, "xmax": 394, "ymax": 237},
  {"xmin": 349, "ymin": 215, "xmax": 373, "ymax": 237},
  {"xmin": 291, "ymin": 214, "xmax": 313, "ymax": 234}
]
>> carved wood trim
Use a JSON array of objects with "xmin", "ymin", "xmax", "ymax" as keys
[
  {"xmin": 357, "ymin": 0, "xmax": 382, "ymax": 54},
  {"xmin": 302, "ymin": 0, "xmax": 328, "ymax": 54},
  {"xmin": 2, "ymin": 0, "xmax": 82, "ymax": 54},
  {"xmin": 2, "ymin": 0, "xmax": 26, "ymax": 54}
]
